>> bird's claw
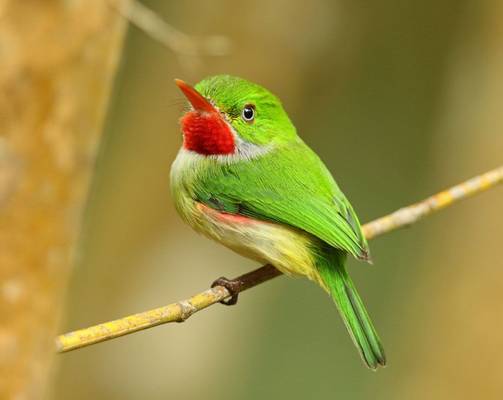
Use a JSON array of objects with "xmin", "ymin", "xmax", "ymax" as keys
[{"xmin": 211, "ymin": 276, "xmax": 241, "ymax": 306}]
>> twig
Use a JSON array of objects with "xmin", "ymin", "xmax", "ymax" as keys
[
  {"xmin": 111, "ymin": 0, "xmax": 231, "ymax": 58},
  {"xmin": 363, "ymin": 166, "xmax": 503, "ymax": 239},
  {"xmin": 56, "ymin": 166, "xmax": 503, "ymax": 353}
]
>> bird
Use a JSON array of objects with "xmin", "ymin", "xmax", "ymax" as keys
[{"xmin": 170, "ymin": 75, "xmax": 385, "ymax": 369}]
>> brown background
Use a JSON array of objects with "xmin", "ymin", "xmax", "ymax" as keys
[{"xmin": 49, "ymin": 1, "xmax": 502, "ymax": 399}]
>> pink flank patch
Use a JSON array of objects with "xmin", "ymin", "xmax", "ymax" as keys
[
  {"xmin": 197, "ymin": 203, "xmax": 254, "ymax": 224},
  {"xmin": 181, "ymin": 111, "xmax": 235, "ymax": 155}
]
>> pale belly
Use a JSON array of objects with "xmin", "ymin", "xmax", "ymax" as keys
[{"xmin": 179, "ymin": 196, "xmax": 325, "ymax": 287}]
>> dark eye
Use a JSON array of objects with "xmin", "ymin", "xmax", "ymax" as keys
[{"xmin": 242, "ymin": 104, "xmax": 255, "ymax": 122}]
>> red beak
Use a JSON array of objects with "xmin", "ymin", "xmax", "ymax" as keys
[{"xmin": 175, "ymin": 79, "xmax": 216, "ymax": 113}]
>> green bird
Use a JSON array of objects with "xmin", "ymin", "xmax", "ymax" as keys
[{"xmin": 171, "ymin": 75, "xmax": 385, "ymax": 369}]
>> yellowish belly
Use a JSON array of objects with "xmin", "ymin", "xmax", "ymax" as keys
[{"xmin": 190, "ymin": 202, "xmax": 325, "ymax": 287}]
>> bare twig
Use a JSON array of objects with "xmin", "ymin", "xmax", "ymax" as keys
[
  {"xmin": 56, "ymin": 166, "xmax": 503, "ymax": 353},
  {"xmin": 363, "ymin": 166, "xmax": 503, "ymax": 239},
  {"xmin": 111, "ymin": 0, "xmax": 231, "ymax": 62}
]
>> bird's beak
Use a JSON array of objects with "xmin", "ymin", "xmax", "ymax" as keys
[{"xmin": 175, "ymin": 79, "xmax": 216, "ymax": 113}]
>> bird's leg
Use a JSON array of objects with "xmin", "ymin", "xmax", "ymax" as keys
[
  {"xmin": 210, "ymin": 265, "xmax": 281, "ymax": 306},
  {"xmin": 211, "ymin": 276, "xmax": 242, "ymax": 306}
]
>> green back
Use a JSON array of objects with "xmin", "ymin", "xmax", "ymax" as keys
[{"xmin": 184, "ymin": 140, "xmax": 370, "ymax": 261}]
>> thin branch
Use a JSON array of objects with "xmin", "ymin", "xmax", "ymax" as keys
[
  {"xmin": 111, "ymin": 0, "xmax": 231, "ymax": 58},
  {"xmin": 363, "ymin": 166, "xmax": 503, "ymax": 239},
  {"xmin": 56, "ymin": 166, "xmax": 503, "ymax": 353}
]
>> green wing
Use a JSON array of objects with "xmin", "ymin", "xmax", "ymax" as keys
[{"xmin": 192, "ymin": 141, "xmax": 370, "ymax": 261}]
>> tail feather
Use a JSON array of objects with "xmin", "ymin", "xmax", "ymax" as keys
[{"xmin": 317, "ymin": 251, "xmax": 386, "ymax": 370}]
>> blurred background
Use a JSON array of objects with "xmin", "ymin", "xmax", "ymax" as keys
[{"xmin": 52, "ymin": 1, "xmax": 502, "ymax": 399}]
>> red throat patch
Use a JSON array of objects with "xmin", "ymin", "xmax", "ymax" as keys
[{"xmin": 180, "ymin": 111, "xmax": 235, "ymax": 155}]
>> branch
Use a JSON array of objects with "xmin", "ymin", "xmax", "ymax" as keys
[
  {"xmin": 56, "ymin": 166, "xmax": 503, "ymax": 353},
  {"xmin": 110, "ymin": 0, "xmax": 231, "ymax": 63}
]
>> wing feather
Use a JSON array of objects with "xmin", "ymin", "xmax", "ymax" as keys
[{"xmin": 193, "ymin": 141, "xmax": 370, "ymax": 261}]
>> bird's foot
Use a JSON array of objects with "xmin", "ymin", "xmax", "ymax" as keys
[{"xmin": 211, "ymin": 276, "xmax": 241, "ymax": 306}]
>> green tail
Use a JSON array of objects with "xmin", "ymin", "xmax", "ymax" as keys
[{"xmin": 316, "ymin": 250, "xmax": 386, "ymax": 370}]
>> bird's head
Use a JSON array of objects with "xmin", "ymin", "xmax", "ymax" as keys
[{"xmin": 175, "ymin": 75, "xmax": 296, "ymax": 157}]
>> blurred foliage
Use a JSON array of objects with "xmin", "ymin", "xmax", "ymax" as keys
[{"xmin": 53, "ymin": 1, "xmax": 502, "ymax": 399}]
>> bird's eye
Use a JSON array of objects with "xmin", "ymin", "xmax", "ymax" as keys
[{"xmin": 242, "ymin": 104, "xmax": 255, "ymax": 123}]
